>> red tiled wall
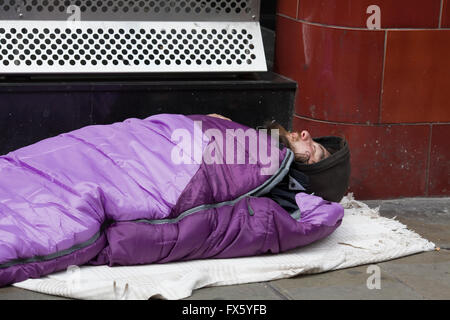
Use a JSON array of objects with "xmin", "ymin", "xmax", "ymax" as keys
[
  {"xmin": 297, "ymin": 0, "xmax": 442, "ymax": 28},
  {"xmin": 275, "ymin": 0, "xmax": 450, "ymax": 199},
  {"xmin": 277, "ymin": 0, "xmax": 298, "ymax": 19},
  {"xmin": 292, "ymin": 117, "xmax": 431, "ymax": 199},
  {"xmin": 382, "ymin": 30, "xmax": 450, "ymax": 123},
  {"xmin": 442, "ymin": 0, "xmax": 450, "ymax": 27}
]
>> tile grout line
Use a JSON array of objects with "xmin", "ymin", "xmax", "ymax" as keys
[
  {"xmin": 293, "ymin": 114, "xmax": 450, "ymax": 126},
  {"xmin": 378, "ymin": 30, "xmax": 388, "ymax": 124},
  {"xmin": 378, "ymin": 264, "xmax": 427, "ymax": 299},
  {"xmin": 439, "ymin": 0, "xmax": 444, "ymax": 28},
  {"xmin": 277, "ymin": 13, "xmax": 450, "ymax": 31},
  {"xmin": 295, "ymin": 0, "xmax": 299, "ymax": 20},
  {"xmin": 266, "ymin": 283, "xmax": 292, "ymax": 300}
]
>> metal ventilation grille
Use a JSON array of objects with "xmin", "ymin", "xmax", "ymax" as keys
[
  {"xmin": 0, "ymin": 0, "xmax": 265, "ymax": 73},
  {"xmin": 0, "ymin": 21, "xmax": 266, "ymax": 73},
  {"xmin": 0, "ymin": 0, "xmax": 259, "ymax": 21}
]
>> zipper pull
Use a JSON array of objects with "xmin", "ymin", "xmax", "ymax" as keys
[{"xmin": 246, "ymin": 196, "xmax": 255, "ymax": 216}]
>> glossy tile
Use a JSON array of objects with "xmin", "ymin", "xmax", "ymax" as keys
[
  {"xmin": 277, "ymin": 0, "xmax": 298, "ymax": 19},
  {"xmin": 276, "ymin": 18, "xmax": 385, "ymax": 123},
  {"xmin": 298, "ymin": 0, "xmax": 441, "ymax": 28},
  {"xmin": 274, "ymin": 15, "xmax": 303, "ymax": 82},
  {"xmin": 293, "ymin": 116, "xmax": 430, "ymax": 199},
  {"xmin": 442, "ymin": 0, "xmax": 450, "ymax": 27},
  {"xmin": 381, "ymin": 30, "xmax": 450, "ymax": 123},
  {"xmin": 428, "ymin": 124, "xmax": 450, "ymax": 196}
]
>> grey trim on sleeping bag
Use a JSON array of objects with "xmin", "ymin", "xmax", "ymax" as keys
[
  {"xmin": 0, "ymin": 230, "xmax": 104, "ymax": 269},
  {"xmin": 290, "ymin": 209, "xmax": 301, "ymax": 221},
  {"xmin": 0, "ymin": 149, "xmax": 294, "ymax": 270},
  {"xmin": 132, "ymin": 148, "xmax": 294, "ymax": 225}
]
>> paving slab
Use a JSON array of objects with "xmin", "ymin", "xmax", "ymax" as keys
[
  {"xmin": 0, "ymin": 286, "xmax": 69, "ymax": 300},
  {"xmin": 377, "ymin": 251, "xmax": 450, "ymax": 300},
  {"xmin": 365, "ymin": 198, "xmax": 450, "ymax": 248},
  {"xmin": 266, "ymin": 265, "xmax": 424, "ymax": 300},
  {"xmin": 184, "ymin": 282, "xmax": 286, "ymax": 300},
  {"xmin": 389, "ymin": 216, "xmax": 450, "ymax": 249},
  {"xmin": 363, "ymin": 198, "xmax": 449, "ymax": 216}
]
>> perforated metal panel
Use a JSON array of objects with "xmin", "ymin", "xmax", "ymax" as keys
[
  {"xmin": 0, "ymin": 0, "xmax": 266, "ymax": 74},
  {"xmin": 0, "ymin": 0, "xmax": 260, "ymax": 21}
]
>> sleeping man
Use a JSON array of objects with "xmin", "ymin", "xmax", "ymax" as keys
[{"xmin": 0, "ymin": 113, "xmax": 350, "ymax": 287}]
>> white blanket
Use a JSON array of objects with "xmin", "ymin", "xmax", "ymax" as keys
[{"xmin": 13, "ymin": 194, "xmax": 435, "ymax": 300}]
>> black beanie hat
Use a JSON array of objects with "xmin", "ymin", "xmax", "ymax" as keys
[{"xmin": 292, "ymin": 136, "xmax": 351, "ymax": 203}]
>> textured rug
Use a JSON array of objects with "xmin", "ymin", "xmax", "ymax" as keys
[{"xmin": 13, "ymin": 194, "xmax": 435, "ymax": 300}]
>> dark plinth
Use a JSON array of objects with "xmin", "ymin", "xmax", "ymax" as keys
[{"xmin": 0, "ymin": 72, "xmax": 296, "ymax": 155}]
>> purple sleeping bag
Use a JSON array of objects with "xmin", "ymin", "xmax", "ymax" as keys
[{"xmin": 0, "ymin": 114, "xmax": 344, "ymax": 287}]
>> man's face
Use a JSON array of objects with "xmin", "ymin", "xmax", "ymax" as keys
[{"xmin": 287, "ymin": 130, "xmax": 331, "ymax": 164}]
